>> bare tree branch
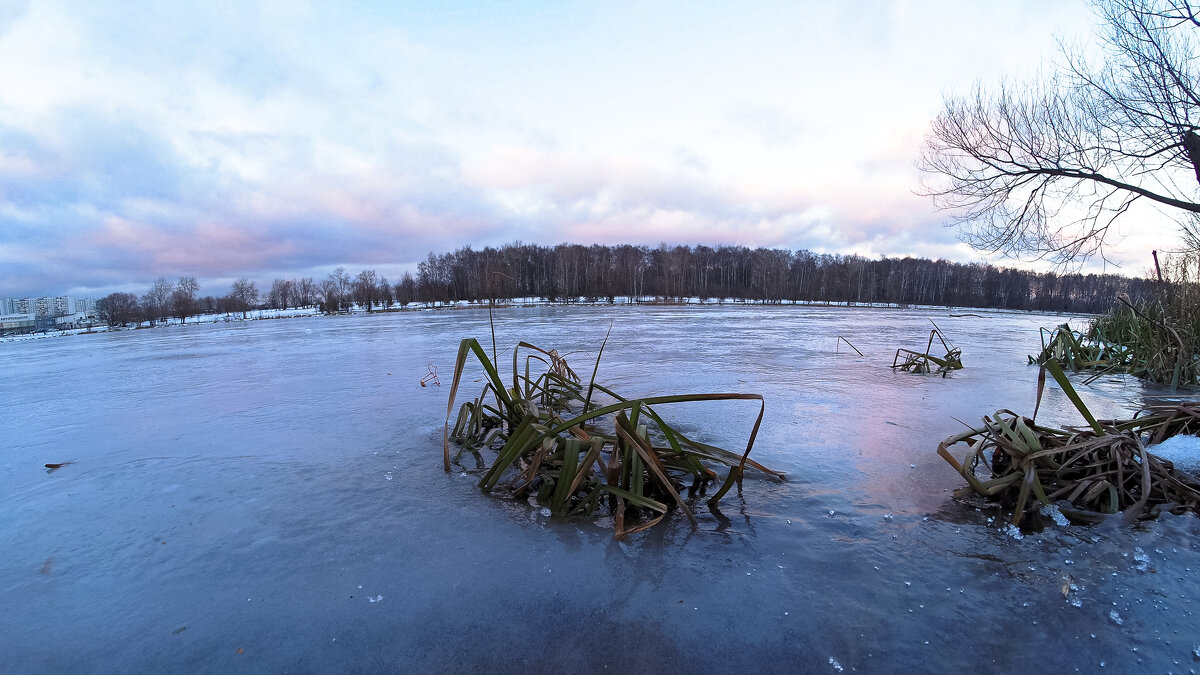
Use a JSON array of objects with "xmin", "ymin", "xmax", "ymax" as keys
[{"xmin": 920, "ymin": 0, "xmax": 1200, "ymax": 265}]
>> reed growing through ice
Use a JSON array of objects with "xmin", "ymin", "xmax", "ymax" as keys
[
  {"xmin": 1035, "ymin": 250, "xmax": 1200, "ymax": 388},
  {"xmin": 443, "ymin": 333, "xmax": 783, "ymax": 538},
  {"xmin": 939, "ymin": 359, "xmax": 1200, "ymax": 528}
]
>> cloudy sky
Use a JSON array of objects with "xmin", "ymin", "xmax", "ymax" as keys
[{"xmin": 0, "ymin": 0, "xmax": 1174, "ymax": 297}]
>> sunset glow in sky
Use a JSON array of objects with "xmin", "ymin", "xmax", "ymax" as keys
[{"xmin": 0, "ymin": 0, "xmax": 1177, "ymax": 297}]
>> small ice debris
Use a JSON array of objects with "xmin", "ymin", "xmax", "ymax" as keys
[
  {"xmin": 384, "ymin": 472, "xmax": 393, "ymax": 481},
  {"xmin": 828, "ymin": 509, "xmax": 836, "ymax": 516},
  {"xmin": 746, "ymin": 572, "xmax": 752, "ymax": 576},
  {"xmin": 1193, "ymin": 644, "xmax": 1200, "ymax": 658},
  {"xmin": 369, "ymin": 595, "xmax": 383, "ymax": 603},
  {"xmin": 540, "ymin": 507, "xmax": 551, "ymax": 517},
  {"xmin": 1108, "ymin": 610, "xmax": 1123, "ymax": 625},
  {"xmin": 357, "ymin": 585, "xmax": 363, "ymax": 589},
  {"xmin": 1133, "ymin": 547, "xmax": 1150, "ymax": 572},
  {"xmin": 784, "ymin": 611, "xmax": 789, "ymax": 616},
  {"xmin": 1001, "ymin": 523, "xmax": 1023, "ymax": 540},
  {"xmin": 1040, "ymin": 503, "xmax": 1070, "ymax": 527},
  {"xmin": 460, "ymin": 472, "xmax": 467, "ymax": 477},
  {"xmin": 910, "ymin": 464, "xmax": 916, "ymax": 469},
  {"xmin": 828, "ymin": 657, "xmax": 844, "ymax": 672},
  {"xmin": 883, "ymin": 513, "xmax": 894, "ymax": 521},
  {"xmin": 1064, "ymin": 559, "xmax": 1074, "ymax": 565},
  {"xmin": 904, "ymin": 581, "xmax": 911, "ymax": 587},
  {"xmin": 786, "ymin": 519, "xmax": 792, "ymax": 524}
]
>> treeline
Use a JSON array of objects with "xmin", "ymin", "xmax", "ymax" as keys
[
  {"xmin": 95, "ymin": 243, "xmax": 1165, "ymax": 327},
  {"xmin": 409, "ymin": 243, "xmax": 1156, "ymax": 313},
  {"xmin": 97, "ymin": 276, "xmax": 263, "ymax": 327}
]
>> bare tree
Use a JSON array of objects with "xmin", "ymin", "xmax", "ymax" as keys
[
  {"xmin": 268, "ymin": 279, "xmax": 293, "ymax": 309},
  {"xmin": 378, "ymin": 276, "xmax": 393, "ymax": 308},
  {"xmin": 395, "ymin": 273, "xmax": 416, "ymax": 306},
  {"xmin": 920, "ymin": 0, "xmax": 1200, "ymax": 265},
  {"xmin": 353, "ymin": 269, "xmax": 379, "ymax": 311},
  {"xmin": 230, "ymin": 278, "xmax": 258, "ymax": 319},
  {"xmin": 142, "ymin": 277, "xmax": 174, "ymax": 326},
  {"xmin": 97, "ymin": 292, "xmax": 140, "ymax": 327},
  {"xmin": 297, "ymin": 277, "xmax": 317, "ymax": 307},
  {"xmin": 172, "ymin": 276, "xmax": 199, "ymax": 324},
  {"xmin": 320, "ymin": 267, "xmax": 351, "ymax": 312}
]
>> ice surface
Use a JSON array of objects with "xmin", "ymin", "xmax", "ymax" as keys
[{"xmin": 0, "ymin": 306, "xmax": 1192, "ymax": 673}]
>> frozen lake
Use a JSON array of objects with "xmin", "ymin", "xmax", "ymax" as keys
[{"xmin": 3, "ymin": 305, "xmax": 1199, "ymax": 673}]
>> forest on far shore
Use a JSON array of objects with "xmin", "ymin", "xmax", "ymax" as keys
[
  {"xmin": 97, "ymin": 242, "xmax": 1184, "ymax": 327},
  {"xmin": 396, "ymin": 242, "xmax": 1167, "ymax": 314}
]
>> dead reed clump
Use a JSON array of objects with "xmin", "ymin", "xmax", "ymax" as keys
[
  {"xmin": 892, "ymin": 320, "xmax": 963, "ymax": 376},
  {"xmin": 443, "ymin": 334, "xmax": 784, "ymax": 538},
  {"xmin": 938, "ymin": 359, "xmax": 1200, "ymax": 527}
]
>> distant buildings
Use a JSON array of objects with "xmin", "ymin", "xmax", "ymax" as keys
[{"xmin": 0, "ymin": 296, "xmax": 98, "ymax": 334}]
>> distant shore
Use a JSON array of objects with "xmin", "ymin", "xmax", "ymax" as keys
[{"xmin": 0, "ymin": 297, "xmax": 1093, "ymax": 344}]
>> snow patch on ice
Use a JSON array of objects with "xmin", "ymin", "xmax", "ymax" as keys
[{"xmin": 1148, "ymin": 435, "xmax": 1200, "ymax": 474}]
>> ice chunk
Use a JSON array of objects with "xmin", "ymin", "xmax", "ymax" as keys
[
  {"xmin": 1133, "ymin": 547, "xmax": 1150, "ymax": 572},
  {"xmin": 828, "ymin": 657, "xmax": 844, "ymax": 672},
  {"xmin": 1108, "ymin": 609, "xmax": 1123, "ymax": 625},
  {"xmin": 369, "ymin": 595, "xmax": 383, "ymax": 603}
]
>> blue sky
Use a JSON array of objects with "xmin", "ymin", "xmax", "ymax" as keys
[{"xmin": 0, "ymin": 0, "xmax": 1171, "ymax": 297}]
